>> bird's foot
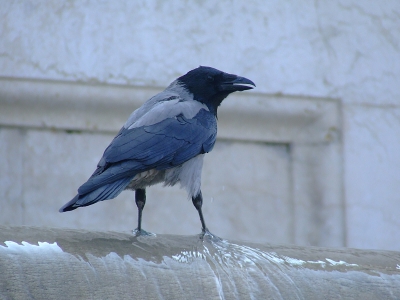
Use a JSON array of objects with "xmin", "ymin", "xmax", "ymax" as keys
[
  {"xmin": 199, "ymin": 228, "xmax": 222, "ymax": 242},
  {"xmin": 132, "ymin": 228, "xmax": 156, "ymax": 237}
]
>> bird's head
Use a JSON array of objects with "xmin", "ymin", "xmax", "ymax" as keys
[{"xmin": 177, "ymin": 66, "xmax": 255, "ymax": 115}]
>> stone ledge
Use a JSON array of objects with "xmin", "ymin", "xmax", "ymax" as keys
[
  {"xmin": 0, "ymin": 77, "xmax": 340, "ymax": 144},
  {"xmin": 1, "ymin": 226, "xmax": 399, "ymax": 299}
]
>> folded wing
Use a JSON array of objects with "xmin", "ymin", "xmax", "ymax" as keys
[{"xmin": 60, "ymin": 104, "xmax": 217, "ymax": 211}]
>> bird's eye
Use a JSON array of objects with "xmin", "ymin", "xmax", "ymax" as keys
[{"xmin": 207, "ymin": 75, "xmax": 214, "ymax": 82}]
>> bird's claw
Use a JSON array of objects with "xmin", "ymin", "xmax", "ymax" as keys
[
  {"xmin": 133, "ymin": 228, "xmax": 155, "ymax": 237},
  {"xmin": 199, "ymin": 228, "xmax": 222, "ymax": 242}
]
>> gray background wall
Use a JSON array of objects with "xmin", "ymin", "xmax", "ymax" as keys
[{"xmin": 1, "ymin": 1, "xmax": 399, "ymax": 250}]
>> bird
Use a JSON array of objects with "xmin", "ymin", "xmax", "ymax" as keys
[{"xmin": 59, "ymin": 66, "xmax": 255, "ymax": 235}]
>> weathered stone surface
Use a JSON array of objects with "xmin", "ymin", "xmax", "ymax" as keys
[
  {"xmin": 1, "ymin": 1, "xmax": 398, "ymax": 104},
  {"xmin": 1, "ymin": 1, "xmax": 400, "ymax": 250}
]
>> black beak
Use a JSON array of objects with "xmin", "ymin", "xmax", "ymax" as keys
[{"xmin": 220, "ymin": 75, "xmax": 256, "ymax": 92}]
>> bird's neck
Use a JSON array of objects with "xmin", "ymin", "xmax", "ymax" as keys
[{"xmin": 199, "ymin": 92, "xmax": 229, "ymax": 116}]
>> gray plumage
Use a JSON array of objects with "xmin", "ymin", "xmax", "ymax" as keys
[{"xmin": 59, "ymin": 66, "xmax": 255, "ymax": 234}]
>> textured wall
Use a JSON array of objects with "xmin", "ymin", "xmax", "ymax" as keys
[{"xmin": 1, "ymin": 1, "xmax": 400, "ymax": 250}]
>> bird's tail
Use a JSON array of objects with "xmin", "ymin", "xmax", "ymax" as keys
[{"xmin": 59, "ymin": 177, "xmax": 132, "ymax": 212}]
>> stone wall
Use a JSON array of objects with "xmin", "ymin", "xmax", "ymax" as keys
[{"xmin": 1, "ymin": 1, "xmax": 399, "ymax": 250}]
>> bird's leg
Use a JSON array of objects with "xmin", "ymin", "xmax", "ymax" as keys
[
  {"xmin": 135, "ymin": 188, "xmax": 146, "ymax": 233},
  {"xmin": 192, "ymin": 191, "xmax": 209, "ymax": 234}
]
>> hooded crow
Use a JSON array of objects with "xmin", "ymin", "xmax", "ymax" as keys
[{"xmin": 59, "ymin": 66, "xmax": 255, "ymax": 235}]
